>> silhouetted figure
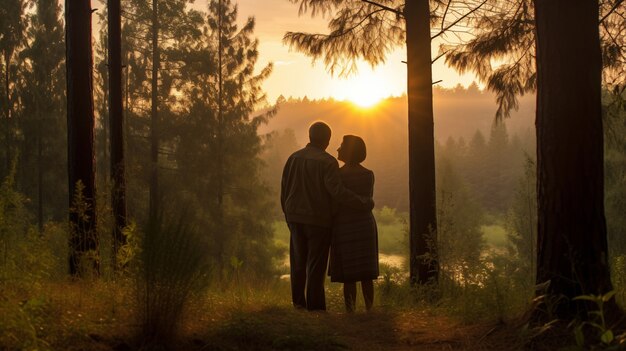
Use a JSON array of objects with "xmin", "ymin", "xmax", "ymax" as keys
[
  {"xmin": 281, "ymin": 122, "xmax": 373, "ymax": 311},
  {"xmin": 329, "ymin": 135, "xmax": 379, "ymax": 312}
]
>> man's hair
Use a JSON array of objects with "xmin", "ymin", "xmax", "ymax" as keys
[
  {"xmin": 341, "ymin": 135, "xmax": 367, "ymax": 164},
  {"xmin": 309, "ymin": 121, "xmax": 332, "ymax": 146}
]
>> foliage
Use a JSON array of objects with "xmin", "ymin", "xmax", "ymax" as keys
[
  {"xmin": 284, "ymin": 0, "xmax": 405, "ymax": 76},
  {"xmin": 0, "ymin": 0, "xmax": 27, "ymax": 172},
  {"xmin": 440, "ymin": 122, "xmax": 532, "ymax": 214},
  {"xmin": 107, "ymin": 0, "xmax": 204, "ymax": 220},
  {"xmin": 444, "ymin": 0, "xmax": 625, "ymax": 119},
  {"xmin": 261, "ymin": 88, "xmax": 537, "ymax": 213},
  {"xmin": 373, "ymin": 206, "xmax": 407, "ymax": 256},
  {"xmin": 0, "ymin": 166, "xmax": 30, "ymax": 262},
  {"xmin": 504, "ymin": 156, "xmax": 537, "ymax": 290},
  {"xmin": 17, "ymin": 0, "xmax": 67, "ymax": 226},
  {"xmin": 68, "ymin": 180, "xmax": 99, "ymax": 277},
  {"xmin": 260, "ymin": 128, "xmax": 300, "ymax": 218},
  {"xmin": 564, "ymin": 291, "xmax": 626, "ymax": 350},
  {"xmin": 169, "ymin": 0, "xmax": 280, "ymax": 280},
  {"xmin": 0, "ymin": 296, "xmax": 54, "ymax": 350},
  {"xmin": 115, "ymin": 220, "xmax": 141, "ymax": 271},
  {"xmin": 436, "ymin": 157, "xmax": 484, "ymax": 286},
  {"xmin": 284, "ymin": 0, "xmax": 486, "ymax": 77}
]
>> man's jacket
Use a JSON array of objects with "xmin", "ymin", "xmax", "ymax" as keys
[{"xmin": 281, "ymin": 144, "xmax": 373, "ymax": 228}]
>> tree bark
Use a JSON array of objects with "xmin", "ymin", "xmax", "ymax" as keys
[
  {"xmin": 37, "ymin": 111, "xmax": 43, "ymax": 233},
  {"xmin": 405, "ymin": 0, "xmax": 438, "ymax": 284},
  {"xmin": 149, "ymin": 0, "xmax": 160, "ymax": 223},
  {"xmin": 4, "ymin": 52, "xmax": 11, "ymax": 175},
  {"xmin": 108, "ymin": 0, "xmax": 127, "ymax": 262},
  {"xmin": 65, "ymin": 0, "xmax": 99, "ymax": 276},
  {"xmin": 534, "ymin": 0, "xmax": 613, "ymax": 319},
  {"xmin": 216, "ymin": 0, "xmax": 226, "ymax": 278}
]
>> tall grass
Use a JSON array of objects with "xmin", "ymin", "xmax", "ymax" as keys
[{"xmin": 137, "ymin": 212, "xmax": 211, "ymax": 348}]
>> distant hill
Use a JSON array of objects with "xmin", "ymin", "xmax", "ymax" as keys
[
  {"xmin": 260, "ymin": 85, "xmax": 535, "ymax": 145},
  {"xmin": 259, "ymin": 85, "xmax": 536, "ymax": 211}
]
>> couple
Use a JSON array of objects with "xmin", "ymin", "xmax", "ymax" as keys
[{"xmin": 280, "ymin": 121, "xmax": 379, "ymax": 312}]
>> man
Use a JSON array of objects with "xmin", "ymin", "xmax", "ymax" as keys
[{"xmin": 281, "ymin": 121, "xmax": 374, "ymax": 310}]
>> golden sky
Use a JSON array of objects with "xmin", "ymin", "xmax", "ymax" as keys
[{"xmin": 193, "ymin": 0, "xmax": 479, "ymax": 104}]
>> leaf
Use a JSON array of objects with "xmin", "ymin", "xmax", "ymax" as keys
[
  {"xmin": 573, "ymin": 295, "xmax": 599, "ymax": 302},
  {"xmin": 602, "ymin": 290, "xmax": 617, "ymax": 302},
  {"xmin": 574, "ymin": 326, "xmax": 585, "ymax": 347},
  {"xmin": 601, "ymin": 330, "xmax": 614, "ymax": 344},
  {"xmin": 589, "ymin": 311, "xmax": 603, "ymax": 317},
  {"xmin": 230, "ymin": 256, "xmax": 243, "ymax": 269}
]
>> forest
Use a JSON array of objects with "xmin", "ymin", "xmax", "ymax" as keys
[{"xmin": 0, "ymin": 0, "xmax": 625, "ymax": 350}]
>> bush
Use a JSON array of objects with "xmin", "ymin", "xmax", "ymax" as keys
[{"xmin": 136, "ymin": 212, "xmax": 211, "ymax": 348}]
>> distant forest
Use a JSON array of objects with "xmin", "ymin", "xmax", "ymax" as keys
[
  {"xmin": 260, "ymin": 88, "xmax": 625, "ymax": 260},
  {"xmin": 260, "ymin": 86, "xmax": 536, "ymax": 213}
]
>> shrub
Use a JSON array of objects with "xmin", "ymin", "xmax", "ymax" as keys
[{"xmin": 136, "ymin": 212, "xmax": 211, "ymax": 348}]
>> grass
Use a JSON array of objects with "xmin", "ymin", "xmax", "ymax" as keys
[
  {"xmin": 0, "ymin": 277, "xmax": 529, "ymax": 350},
  {"xmin": 4, "ymin": 263, "xmax": 626, "ymax": 350},
  {"xmin": 2, "ymin": 212, "xmax": 624, "ymax": 350}
]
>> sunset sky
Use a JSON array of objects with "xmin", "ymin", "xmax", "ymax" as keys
[{"xmin": 189, "ymin": 0, "xmax": 479, "ymax": 104}]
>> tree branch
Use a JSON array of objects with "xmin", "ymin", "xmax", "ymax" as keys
[
  {"xmin": 285, "ymin": 8, "xmax": 385, "ymax": 43},
  {"xmin": 360, "ymin": 0, "xmax": 403, "ymax": 17},
  {"xmin": 431, "ymin": 0, "xmax": 488, "ymax": 40},
  {"xmin": 441, "ymin": 0, "xmax": 453, "ymax": 33},
  {"xmin": 600, "ymin": 0, "xmax": 624, "ymax": 23},
  {"xmin": 431, "ymin": 50, "xmax": 449, "ymax": 64}
]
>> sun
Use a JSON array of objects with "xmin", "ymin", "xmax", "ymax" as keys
[{"xmin": 332, "ymin": 69, "xmax": 393, "ymax": 108}]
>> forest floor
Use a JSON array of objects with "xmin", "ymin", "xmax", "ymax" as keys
[
  {"xmin": 0, "ymin": 279, "xmax": 562, "ymax": 351},
  {"xmin": 192, "ymin": 306, "xmax": 521, "ymax": 351}
]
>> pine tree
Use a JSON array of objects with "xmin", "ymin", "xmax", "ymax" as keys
[
  {"xmin": 444, "ymin": 0, "xmax": 625, "ymax": 119},
  {"xmin": 66, "ymin": 0, "xmax": 99, "ymax": 276},
  {"xmin": 108, "ymin": 0, "xmax": 127, "ymax": 260},
  {"xmin": 505, "ymin": 157, "xmax": 536, "ymax": 286},
  {"xmin": 19, "ymin": 0, "xmax": 67, "ymax": 232},
  {"xmin": 173, "ymin": 0, "xmax": 278, "ymax": 278},
  {"xmin": 114, "ymin": 0, "xmax": 202, "ymax": 222},
  {"xmin": 534, "ymin": 0, "xmax": 615, "ymax": 320},
  {"xmin": 0, "ymin": 0, "xmax": 26, "ymax": 176},
  {"xmin": 436, "ymin": 157, "xmax": 484, "ymax": 290}
]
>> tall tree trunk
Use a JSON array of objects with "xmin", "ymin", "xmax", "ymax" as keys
[
  {"xmin": 66, "ymin": 0, "xmax": 99, "ymax": 276},
  {"xmin": 405, "ymin": 0, "xmax": 438, "ymax": 284},
  {"xmin": 149, "ymin": 0, "xmax": 160, "ymax": 223},
  {"xmin": 216, "ymin": 0, "xmax": 225, "ymax": 278},
  {"xmin": 108, "ymin": 0, "xmax": 127, "ymax": 262},
  {"xmin": 4, "ymin": 53, "xmax": 11, "ymax": 175},
  {"xmin": 37, "ymin": 111, "xmax": 43, "ymax": 233},
  {"xmin": 534, "ymin": 0, "xmax": 613, "ymax": 319}
]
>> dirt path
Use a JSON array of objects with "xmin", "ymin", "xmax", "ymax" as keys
[
  {"xmin": 309, "ymin": 310, "xmax": 505, "ymax": 351},
  {"xmin": 196, "ymin": 306, "xmax": 517, "ymax": 351}
]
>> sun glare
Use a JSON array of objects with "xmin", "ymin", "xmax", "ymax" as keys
[{"xmin": 332, "ymin": 69, "xmax": 394, "ymax": 109}]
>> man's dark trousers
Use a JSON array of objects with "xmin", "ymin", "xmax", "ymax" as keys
[{"xmin": 288, "ymin": 222, "xmax": 331, "ymax": 311}]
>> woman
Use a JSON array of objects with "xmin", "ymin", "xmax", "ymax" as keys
[{"xmin": 329, "ymin": 135, "xmax": 379, "ymax": 312}]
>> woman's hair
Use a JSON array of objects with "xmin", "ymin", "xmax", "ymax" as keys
[{"xmin": 341, "ymin": 135, "xmax": 367, "ymax": 164}]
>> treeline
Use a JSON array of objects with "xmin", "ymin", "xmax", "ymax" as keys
[
  {"xmin": 260, "ymin": 91, "xmax": 536, "ymax": 214},
  {"xmin": 1, "ymin": 0, "xmax": 281, "ymax": 279},
  {"xmin": 261, "ymin": 93, "xmax": 626, "ymax": 259},
  {"xmin": 0, "ymin": 0, "xmax": 67, "ymax": 228}
]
